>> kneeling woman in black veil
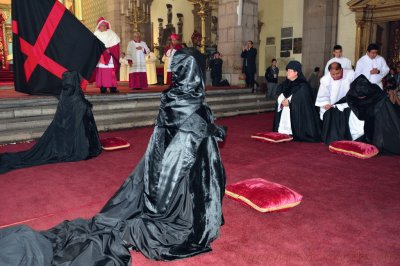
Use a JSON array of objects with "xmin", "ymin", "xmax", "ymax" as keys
[
  {"xmin": 0, "ymin": 49, "xmax": 227, "ymax": 265},
  {"xmin": 0, "ymin": 71, "xmax": 102, "ymax": 174}
]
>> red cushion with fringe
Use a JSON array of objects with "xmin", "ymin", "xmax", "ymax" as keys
[
  {"xmin": 100, "ymin": 137, "xmax": 130, "ymax": 151},
  {"xmin": 251, "ymin": 132, "xmax": 293, "ymax": 143},
  {"xmin": 225, "ymin": 178, "xmax": 303, "ymax": 213},
  {"xmin": 329, "ymin": 140, "xmax": 379, "ymax": 159}
]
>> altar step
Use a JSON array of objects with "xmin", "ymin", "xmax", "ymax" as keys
[
  {"xmin": 0, "ymin": 70, "xmax": 14, "ymax": 83},
  {"xmin": 0, "ymin": 89, "xmax": 274, "ymax": 144}
]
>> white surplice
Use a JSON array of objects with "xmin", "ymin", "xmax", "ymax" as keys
[
  {"xmin": 315, "ymin": 69, "xmax": 364, "ymax": 140},
  {"xmin": 126, "ymin": 40, "xmax": 150, "ymax": 73},
  {"xmin": 354, "ymin": 54, "xmax": 389, "ymax": 89},
  {"xmin": 276, "ymin": 94, "xmax": 293, "ymax": 135}
]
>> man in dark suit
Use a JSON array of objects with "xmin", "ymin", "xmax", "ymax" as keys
[{"xmin": 241, "ymin": 40, "xmax": 257, "ymax": 92}]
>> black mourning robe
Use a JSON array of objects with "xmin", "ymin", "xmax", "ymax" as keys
[
  {"xmin": 0, "ymin": 50, "xmax": 226, "ymax": 265},
  {"xmin": 347, "ymin": 74, "xmax": 400, "ymax": 154},
  {"xmin": 321, "ymin": 97, "xmax": 352, "ymax": 144},
  {"xmin": 0, "ymin": 71, "xmax": 101, "ymax": 174},
  {"xmin": 273, "ymin": 77, "xmax": 321, "ymax": 142}
]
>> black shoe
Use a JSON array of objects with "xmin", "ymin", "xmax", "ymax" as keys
[
  {"xmin": 110, "ymin": 87, "xmax": 119, "ymax": 93},
  {"xmin": 100, "ymin": 87, "xmax": 107, "ymax": 94}
]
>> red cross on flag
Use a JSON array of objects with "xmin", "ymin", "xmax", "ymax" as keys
[{"xmin": 12, "ymin": 0, "xmax": 105, "ymax": 95}]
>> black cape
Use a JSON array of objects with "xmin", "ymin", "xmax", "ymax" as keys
[
  {"xmin": 0, "ymin": 51, "xmax": 226, "ymax": 265},
  {"xmin": 321, "ymin": 97, "xmax": 352, "ymax": 145},
  {"xmin": 0, "ymin": 71, "xmax": 101, "ymax": 174},
  {"xmin": 347, "ymin": 74, "xmax": 400, "ymax": 154},
  {"xmin": 273, "ymin": 77, "xmax": 321, "ymax": 142}
]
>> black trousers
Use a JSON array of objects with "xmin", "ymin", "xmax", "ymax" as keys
[{"xmin": 245, "ymin": 70, "xmax": 255, "ymax": 88}]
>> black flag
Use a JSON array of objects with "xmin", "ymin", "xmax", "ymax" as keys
[{"xmin": 12, "ymin": 0, "xmax": 105, "ymax": 95}]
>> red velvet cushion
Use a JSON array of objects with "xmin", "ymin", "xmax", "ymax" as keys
[
  {"xmin": 225, "ymin": 178, "xmax": 303, "ymax": 212},
  {"xmin": 251, "ymin": 132, "xmax": 293, "ymax": 143},
  {"xmin": 329, "ymin": 140, "xmax": 379, "ymax": 159},
  {"xmin": 100, "ymin": 137, "xmax": 130, "ymax": 151}
]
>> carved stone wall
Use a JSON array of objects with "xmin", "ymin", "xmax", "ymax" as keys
[{"xmin": 217, "ymin": 0, "xmax": 258, "ymax": 85}]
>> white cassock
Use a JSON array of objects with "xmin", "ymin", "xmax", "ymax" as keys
[
  {"xmin": 276, "ymin": 94, "xmax": 293, "ymax": 135},
  {"xmin": 119, "ymin": 56, "xmax": 129, "ymax": 81},
  {"xmin": 354, "ymin": 54, "xmax": 389, "ymax": 89},
  {"xmin": 316, "ymin": 69, "xmax": 364, "ymax": 140},
  {"xmin": 324, "ymin": 56, "xmax": 352, "ymax": 75},
  {"xmin": 126, "ymin": 40, "xmax": 150, "ymax": 74},
  {"xmin": 145, "ymin": 52, "xmax": 158, "ymax": 85}
]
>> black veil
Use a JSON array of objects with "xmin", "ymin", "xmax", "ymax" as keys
[{"xmin": 347, "ymin": 74, "xmax": 400, "ymax": 154}]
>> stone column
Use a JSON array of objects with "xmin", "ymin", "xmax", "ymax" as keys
[
  {"xmin": 217, "ymin": 0, "xmax": 258, "ymax": 85},
  {"xmin": 301, "ymin": 0, "xmax": 338, "ymax": 76}
]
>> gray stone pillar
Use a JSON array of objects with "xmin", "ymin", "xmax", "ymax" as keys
[
  {"xmin": 302, "ymin": 0, "xmax": 338, "ymax": 76},
  {"xmin": 217, "ymin": 0, "xmax": 258, "ymax": 85}
]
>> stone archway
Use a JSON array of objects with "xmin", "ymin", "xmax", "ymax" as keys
[{"xmin": 348, "ymin": 0, "xmax": 400, "ymax": 65}]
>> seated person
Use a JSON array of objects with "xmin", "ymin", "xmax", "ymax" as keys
[
  {"xmin": 272, "ymin": 60, "xmax": 321, "ymax": 142},
  {"xmin": 315, "ymin": 62, "xmax": 364, "ymax": 144},
  {"xmin": 347, "ymin": 74, "xmax": 400, "ymax": 154},
  {"xmin": 209, "ymin": 52, "xmax": 230, "ymax": 86}
]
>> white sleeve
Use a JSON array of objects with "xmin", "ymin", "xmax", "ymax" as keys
[
  {"xmin": 344, "ymin": 58, "xmax": 353, "ymax": 70},
  {"xmin": 315, "ymin": 76, "xmax": 331, "ymax": 107},
  {"xmin": 126, "ymin": 42, "xmax": 133, "ymax": 61},
  {"xmin": 354, "ymin": 58, "xmax": 364, "ymax": 79},
  {"xmin": 276, "ymin": 93, "xmax": 285, "ymax": 112},
  {"xmin": 378, "ymin": 57, "xmax": 390, "ymax": 80},
  {"xmin": 335, "ymin": 103, "xmax": 349, "ymax": 111},
  {"xmin": 143, "ymin": 42, "xmax": 150, "ymax": 54}
]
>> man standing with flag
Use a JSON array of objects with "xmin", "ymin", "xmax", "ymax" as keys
[{"xmin": 93, "ymin": 17, "xmax": 120, "ymax": 94}]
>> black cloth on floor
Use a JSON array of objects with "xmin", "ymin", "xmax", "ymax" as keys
[
  {"xmin": 273, "ymin": 77, "xmax": 321, "ymax": 142},
  {"xmin": 347, "ymin": 74, "xmax": 400, "ymax": 154},
  {"xmin": 0, "ymin": 71, "xmax": 101, "ymax": 174},
  {"xmin": 0, "ymin": 50, "xmax": 226, "ymax": 265},
  {"xmin": 321, "ymin": 97, "xmax": 352, "ymax": 144}
]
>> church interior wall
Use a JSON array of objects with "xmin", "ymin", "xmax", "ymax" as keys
[
  {"xmin": 282, "ymin": 0, "xmax": 304, "ymax": 63},
  {"xmin": 337, "ymin": 0, "xmax": 356, "ymax": 65},
  {"xmin": 259, "ymin": 0, "xmax": 359, "ymax": 78},
  {"xmin": 0, "ymin": 0, "xmax": 374, "ymax": 84},
  {"xmin": 150, "ymin": 1, "xmax": 194, "ymax": 47},
  {"xmin": 258, "ymin": 0, "xmax": 303, "ymax": 77},
  {"xmin": 258, "ymin": 0, "xmax": 283, "ymax": 77}
]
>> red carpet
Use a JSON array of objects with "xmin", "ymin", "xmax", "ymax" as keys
[{"xmin": 0, "ymin": 112, "xmax": 399, "ymax": 265}]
